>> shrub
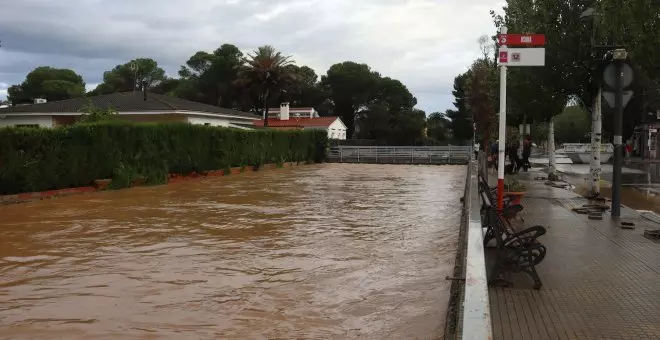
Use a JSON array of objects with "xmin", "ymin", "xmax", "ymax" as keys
[{"xmin": 0, "ymin": 122, "xmax": 328, "ymax": 194}]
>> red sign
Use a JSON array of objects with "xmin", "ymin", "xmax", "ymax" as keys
[
  {"xmin": 499, "ymin": 51, "xmax": 508, "ymax": 63},
  {"xmin": 497, "ymin": 34, "xmax": 545, "ymax": 46}
]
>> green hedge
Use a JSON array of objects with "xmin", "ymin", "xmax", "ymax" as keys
[{"xmin": 0, "ymin": 122, "xmax": 328, "ymax": 195}]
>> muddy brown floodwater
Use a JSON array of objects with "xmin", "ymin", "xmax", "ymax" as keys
[{"xmin": 0, "ymin": 164, "xmax": 466, "ymax": 340}]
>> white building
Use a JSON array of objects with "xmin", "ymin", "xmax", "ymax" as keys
[
  {"xmin": 0, "ymin": 91, "xmax": 258, "ymax": 129},
  {"xmin": 267, "ymin": 106, "xmax": 319, "ymax": 119},
  {"xmin": 254, "ymin": 103, "xmax": 347, "ymax": 140}
]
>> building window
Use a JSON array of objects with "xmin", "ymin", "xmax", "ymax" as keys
[{"xmin": 15, "ymin": 124, "xmax": 40, "ymax": 128}]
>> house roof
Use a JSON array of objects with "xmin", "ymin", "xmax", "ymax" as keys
[
  {"xmin": 0, "ymin": 91, "xmax": 259, "ymax": 119},
  {"xmin": 253, "ymin": 116, "xmax": 340, "ymax": 128}
]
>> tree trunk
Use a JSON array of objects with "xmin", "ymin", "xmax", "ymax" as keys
[
  {"xmin": 263, "ymin": 88, "xmax": 270, "ymax": 127},
  {"xmin": 589, "ymin": 88, "xmax": 602, "ymax": 196},
  {"xmin": 548, "ymin": 117, "xmax": 557, "ymax": 179}
]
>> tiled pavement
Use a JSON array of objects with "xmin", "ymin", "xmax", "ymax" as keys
[{"xmin": 486, "ymin": 171, "xmax": 660, "ymax": 340}]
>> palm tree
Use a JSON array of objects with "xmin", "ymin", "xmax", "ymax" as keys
[{"xmin": 240, "ymin": 45, "xmax": 295, "ymax": 127}]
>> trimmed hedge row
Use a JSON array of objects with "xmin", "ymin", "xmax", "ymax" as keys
[{"xmin": 0, "ymin": 122, "xmax": 328, "ymax": 195}]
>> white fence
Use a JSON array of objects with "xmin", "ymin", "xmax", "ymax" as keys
[{"xmin": 327, "ymin": 146, "xmax": 472, "ymax": 165}]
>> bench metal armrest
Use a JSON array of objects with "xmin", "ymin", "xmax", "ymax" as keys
[
  {"xmin": 509, "ymin": 225, "xmax": 546, "ymax": 241},
  {"xmin": 499, "ymin": 204, "xmax": 523, "ymax": 217}
]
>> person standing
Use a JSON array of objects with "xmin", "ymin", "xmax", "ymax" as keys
[
  {"xmin": 490, "ymin": 140, "xmax": 499, "ymax": 170},
  {"xmin": 522, "ymin": 135, "xmax": 532, "ymax": 171},
  {"xmin": 507, "ymin": 141, "xmax": 521, "ymax": 174}
]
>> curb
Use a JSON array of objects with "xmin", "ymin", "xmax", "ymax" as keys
[{"xmin": 0, "ymin": 162, "xmax": 305, "ymax": 206}]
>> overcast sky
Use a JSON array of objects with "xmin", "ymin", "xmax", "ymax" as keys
[{"xmin": 0, "ymin": 0, "xmax": 504, "ymax": 113}]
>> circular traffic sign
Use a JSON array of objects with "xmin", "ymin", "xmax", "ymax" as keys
[{"xmin": 603, "ymin": 63, "xmax": 634, "ymax": 88}]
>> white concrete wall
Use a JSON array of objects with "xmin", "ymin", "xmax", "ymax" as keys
[
  {"xmin": 187, "ymin": 116, "xmax": 232, "ymax": 127},
  {"xmin": 0, "ymin": 115, "xmax": 53, "ymax": 128},
  {"xmin": 328, "ymin": 119, "xmax": 347, "ymax": 140}
]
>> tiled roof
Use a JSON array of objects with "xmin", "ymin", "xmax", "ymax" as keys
[
  {"xmin": 0, "ymin": 92, "xmax": 259, "ymax": 119},
  {"xmin": 253, "ymin": 116, "xmax": 339, "ymax": 128}
]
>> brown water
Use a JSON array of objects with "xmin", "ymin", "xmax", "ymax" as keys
[{"xmin": 0, "ymin": 164, "xmax": 466, "ymax": 340}]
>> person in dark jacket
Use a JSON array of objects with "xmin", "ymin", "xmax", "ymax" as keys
[
  {"xmin": 522, "ymin": 135, "xmax": 532, "ymax": 171},
  {"xmin": 506, "ymin": 141, "xmax": 521, "ymax": 174},
  {"xmin": 490, "ymin": 140, "xmax": 499, "ymax": 170}
]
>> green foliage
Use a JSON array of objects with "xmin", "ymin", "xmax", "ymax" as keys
[
  {"xmin": 0, "ymin": 122, "xmax": 328, "ymax": 195},
  {"xmin": 284, "ymin": 65, "xmax": 325, "ymax": 108},
  {"xmin": 554, "ymin": 106, "xmax": 591, "ymax": 143},
  {"xmin": 8, "ymin": 67, "xmax": 86, "ymax": 104},
  {"xmin": 90, "ymin": 58, "xmax": 167, "ymax": 95},
  {"xmin": 358, "ymin": 104, "xmax": 426, "ymax": 145},
  {"xmin": 504, "ymin": 176, "xmax": 525, "ymax": 192},
  {"xmin": 76, "ymin": 102, "xmax": 120, "ymax": 124},
  {"xmin": 320, "ymin": 62, "xmax": 382, "ymax": 137},
  {"xmin": 447, "ymin": 58, "xmax": 498, "ymax": 147},
  {"xmin": 426, "ymin": 112, "xmax": 452, "ymax": 142},
  {"xmin": 447, "ymin": 73, "xmax": 474, "ymax": 143},
  {"xmin": 175, "ymin": 44, "xmax": 244, "ymax": 107},
  {"xmin": 238, "ymin": 45, "xmax": 295, "ymax": 122}
]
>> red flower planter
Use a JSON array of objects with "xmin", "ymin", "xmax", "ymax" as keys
[{"xmin": 504, "ymin": 191, "xmax": 525, "ymax": 205}]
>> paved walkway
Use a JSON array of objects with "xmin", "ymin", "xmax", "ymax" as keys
[{"xmin": 486, "ymin": 170, "xmax": 660, "ymax": 340}]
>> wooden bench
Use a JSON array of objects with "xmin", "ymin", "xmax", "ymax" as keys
[{"xmin": 480, "ymin": 190, "xmax": 547, "ymax": 290}]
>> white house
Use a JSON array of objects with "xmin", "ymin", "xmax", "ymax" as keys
[
  {"xmin": 0, "ymin": 91, "xmax": 258, "ymax": 129},
  {"xmin": 254, "ymin": 102, "xmax": 347, "ymax": 140},
  {"xmin": 267, "ymin": 106, "xmax": 319, "ymax": 119}
]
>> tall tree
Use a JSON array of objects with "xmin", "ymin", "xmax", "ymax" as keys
[
  {"xmin": 239, "ymin": 45, "xmax": 295, "ymax": 126},
  {"xmin": 284, "ymin": 65, "xmax": 325, "ymax": 108},
  {"xmin": 446, "ymin": 73, "xmax": 474, "ymax": 144},
  {"xmin": 427, "ymin": 112, "xmax": 452, "ymax": 142},
  {"xmin": 90, "ymin": 58, "xmax": 166, "ymax": 95},
  {"xmin": 320, "ymin": 62, "xmax": 381, "ymax": 137},
  {"xmin": 176, "ymin": 44, "xmax": 244, "ymax": 107},
  {"xmin": 465, "ymin": 59, "xmax": 498, "ymax": 147},
  {"xmin": 8, "ymin": 66, "xmax": 85, "ymax": 104},
  {"xmin": 358, "ymin": 104, "xmax": 426, "ymax": 145}
]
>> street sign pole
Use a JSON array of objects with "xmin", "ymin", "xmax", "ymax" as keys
[
  {"xmin": 497, "ymin": 26, "xmax": 508, "ymax": 210},
  {"xmin": 611, "ymin": 49, "xmax": 627, "ymax": 218}
]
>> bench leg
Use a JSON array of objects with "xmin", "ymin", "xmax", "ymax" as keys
[
  {"xmin": 519, "ymin": 248, "xmax": 544, "ymax": 290},
  {"xmin": 488, "ymin": 252, "xmax": 513, "ymax": 287}
]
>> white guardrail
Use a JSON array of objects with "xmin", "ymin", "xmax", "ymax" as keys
[
  {"xmin": 328, "ymin": 145, "xmax": 472, "ymax": 164},
  {"xmin": 461, "ymin": 160, "xmax": 493, "ymax": 340}
]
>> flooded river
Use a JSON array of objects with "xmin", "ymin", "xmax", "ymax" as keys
[{"xmin": 0, "ymin": 164, "xmax": 466, "ymax": 339}]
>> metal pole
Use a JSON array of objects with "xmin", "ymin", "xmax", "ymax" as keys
[
  {"xmin": 497, "ymin": 26, "xmax": 508, "ymax": 210},
  {"xmin": 611, "ymin": 50, "xmax": 626, "ymax": 217}
]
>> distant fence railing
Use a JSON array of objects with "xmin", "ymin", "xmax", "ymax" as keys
[{"xmin": 327, "ymin": 146, "xmax": 472, "ymax": 165}]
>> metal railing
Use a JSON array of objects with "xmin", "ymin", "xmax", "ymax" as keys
[{"xmin": 327, "ymin": 146, "xmax": 472, "ymax": 165}]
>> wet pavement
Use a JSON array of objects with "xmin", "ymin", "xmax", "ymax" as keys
[
  {"xmin": 529, "ymin": 156, "xmax": 660, "ymax": 214},
  {"xmin": 0, "ymin": 164, "xmax": 466, "ymax": 339},
  {"xmin": 485, "ymin": 170, "xmax": 660, "ymax": 339}
]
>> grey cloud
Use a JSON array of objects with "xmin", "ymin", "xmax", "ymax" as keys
[{"xmin": 0, "ymin": 0, "xmax": 503, "ymax": 112}]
